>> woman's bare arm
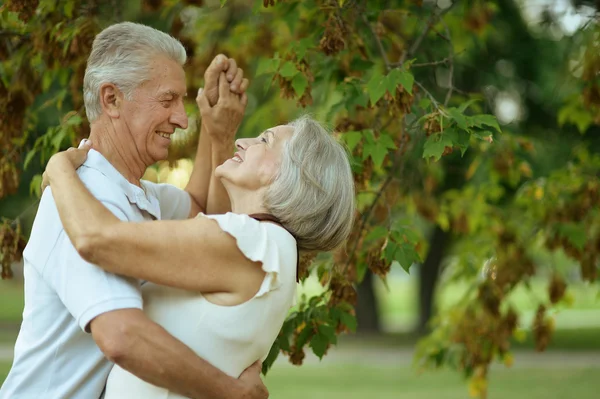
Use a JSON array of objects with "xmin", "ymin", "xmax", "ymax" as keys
[{"xmin": 47, "ymin": 154, "xmax": 264, "ymax": 294}]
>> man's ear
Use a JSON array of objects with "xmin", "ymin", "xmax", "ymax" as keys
[{"xmin": 99, "ymin": 83, "xmax": 122, "ymax": 119}]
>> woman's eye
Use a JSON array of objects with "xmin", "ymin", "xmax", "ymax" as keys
[{"xmin": 260, "ymin": 137, "xmax": 268, "ymax": 143}]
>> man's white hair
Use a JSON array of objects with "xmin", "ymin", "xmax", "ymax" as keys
[
  {"xmin": 264, "ymin": 116, "xmax": 355, "ymax": 252},
  {"xmin": 83, "ymin": 22, "xmax": 187, "ymax": 122}
]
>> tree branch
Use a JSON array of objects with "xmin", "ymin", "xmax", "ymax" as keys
[
  {"xmin": 361, "ymin": 14, "xmax": 390, "ymax": 70},
  {"xmin": 409, "ymin": 57, "xmax": 452, "ymax": 67},
  {"xmin": 342, "ymin": 122, "xmax": 411, "ymax": 276},
  {"xmin": 398, "ymin": 4, "xmax": 455, "ymax": 66},
  {"xmin": 442, "ymin": 19, "xmax": 454, "ymax": 107}
]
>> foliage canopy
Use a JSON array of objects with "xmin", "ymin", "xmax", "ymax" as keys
[{"xmin": 1, "ymin": 0, "xmax": 599, "ymax": 397}]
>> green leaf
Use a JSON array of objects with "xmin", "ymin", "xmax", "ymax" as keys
[
  {"xmin": 422, "ymin": 133, "xmax": 453, "ymax": 161},
  {"xmin": 66, "ymin": 114, "xmax": 82, "ymax": 126},
  {"xmin": 364, "ymin": 142, "xmax": 389, "ymax": 168},
  {"xmin": 557, "ymin": 222, "xmax": 587, "ymax": 251},
  {"xmin": 220, "ymin": 0, "xmax": 228, "ymax": 7},
  {"xmin": 378, "ymin": 133, "xmax": 397, "ymax": 150},
  {"xmin": 318, "ymin": 324, "xmax": 337, "ymax": 345},
  {"xmin": 367, "ymin": 71, "xmax": 387, "ymax": 105},
  {"xmin": 396, "ymin": 69, "xmax": 414, "ymax": 94},
  {"xmin": 296, "ymin": 324, "xmax": 312, "ymax": 349},
  {"xmin": 261, "ymin": 340, "xmax": 280, "ymax": 375},
  {"xmin": 294, "ymin": 37, "xmax": 313, "ymax": 60},
  {"xmin": 458, "ymin": 99, "xmax": 479, "ymax": 113},
  {"xmin": 291, "ymin": 73, "xmax": 308, "ymax": 97},
  {"xmin": 394, "ymin": 242, "xmax": 420, "ymax": 273},
  {"xmin": 365, "ymin": 225, "xmax": 388, "ymax": 242},
  {"xmin": 342, "ymin": 131, "xmax": 362, "ymax": 152},
  {"xmin": 445, "ymin": 127, "xmax": 470, "ymax": 156},
  {"xmin": 64, "ymin": 0, "xmax": 75, "ymax": 18},
  {"xmin": 29, "ymin": 174, "xmax": 42, "ymax": 198},
  {"xmin": 339, "ymin": 311, "xmax": 357, "ymax": 332},
  {"xmin": 24, "ymin": 149, "xmax": 37, "ymax": 170},
  {"xmin": 418, "ymin": 97, "xmax": 431, "ymax": 109},
  {"xmin": 385, "ymin": 68, "xmax": 414, "ymax": 95},
  {"xmin": 391, "ymin": 225, "xmax": 420, "ymax": 244},
  {"xmin": 447, "ymin": 107, "xmax": 468, "ymax": 130},
  {"xmin": 256, "ymin": 57, "xmax": 279, "ymax": 76},
  {"xmin": 469, "ymin": 114, "xmax": 501, "ymax": 133},
  {"xmin": 309, "ymin": 332, "xmax": 329, "ymax": 359},
  {"xmin": 279, "ymin": 61, "xmax": 299, "ymax": 78}
]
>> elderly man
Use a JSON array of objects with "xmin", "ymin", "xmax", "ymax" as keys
[{"xmin": 0, "ymin": 22, "xmax": 266, "ymax": 399}]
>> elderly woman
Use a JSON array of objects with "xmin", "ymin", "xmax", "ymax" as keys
[{"xmin": 42, "ymin": 82, "xmax": 355, "ymax": 398}]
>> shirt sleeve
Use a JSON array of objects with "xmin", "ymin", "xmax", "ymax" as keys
[
  {"xmin": 142, "ymin": 181, "xmax": 192, "ymax": 220},
  {"xmin": 200, "ymin": 212, "xmax": 297, "ymax": 298},
  {"xmin": 42, "ymin": 202, "xmax": 143, "ymax": 333}
]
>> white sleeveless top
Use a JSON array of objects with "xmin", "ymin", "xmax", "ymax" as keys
[{"xmin": 103, "ymin": 213, "xmax": 298, "ymax": 399}]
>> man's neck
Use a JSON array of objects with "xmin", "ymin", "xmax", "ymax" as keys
[{"xmin": 88, "ymin": 121, "xmax": 147, "ymax": 187}]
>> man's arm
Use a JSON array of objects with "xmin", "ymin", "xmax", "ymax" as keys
[{"xmin": 91, "ymin": 309, "xmax": 266, "ymax": 399}]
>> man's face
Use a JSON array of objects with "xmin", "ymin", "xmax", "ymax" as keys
[{"xmin": 119, "ymin": 55, "xmax": 188, "ymax": 165}]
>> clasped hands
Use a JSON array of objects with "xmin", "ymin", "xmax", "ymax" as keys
[{"xmin": 197, "ymin": 54, "xmax": 249, "ymax": 147}]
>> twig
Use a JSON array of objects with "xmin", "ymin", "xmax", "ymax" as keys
[
  {"xmin": 415, "ymin": 80, "xmax": 446, "ymax": 114},
  {"xmin": 441, "ymin": 18, "xmax": 454, "ymax": 107},
  {"xmin": 410, "ymin": 57, "xmax": 452, "ymax": 68},
  {"xmin": 361, "ymin": 14, "xmax": 390, "ymax": 70},
  {"xmin": 342, "ymin": 122, "xmax": 410, "ymax": 276},
  {"xmin": 398, "ymin": 3, "xmax": 455, "ymax": 66},
  {"xmin": 8, "ymin": 199, "xmax": 40, "ymax": 228}
]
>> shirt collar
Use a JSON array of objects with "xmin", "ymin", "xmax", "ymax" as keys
[{"xmin": 81, "ymin": 149, "xmax": 161, "ymax": 219}]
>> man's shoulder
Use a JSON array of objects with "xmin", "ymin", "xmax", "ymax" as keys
[
  {"xmin": 77, "ymin": 165, "xmax": 130, "ymax": 204},
  {"xmin": 23, "ymin": 167, "xmax": 132, "ymax": 269}
]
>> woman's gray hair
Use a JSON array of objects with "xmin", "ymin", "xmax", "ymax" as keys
[
  {"xmin": 83, "ymin": 22, "xmax": 187, "ymax": 122},
  {"xmin": 265, "ymin": 116, "xmax": 355, "ymax": 252}
]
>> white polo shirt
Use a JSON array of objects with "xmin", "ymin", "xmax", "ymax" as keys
[{"xmin": 0, "ymin": 149, "xmax": 191, "ymax": 399}]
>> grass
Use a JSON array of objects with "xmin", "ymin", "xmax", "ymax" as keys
[
  {"xmin": 1, "ymin": 360, "xmax": 599, "ymax": 398},
  {"xmin": 0, "ymin": 280, "xmax": 24, "ymax": 323},
  {"xmin": 0, "ymin": 361, "xmax": 11, "ymax": 386},
  {"xmin": 264, "ymin": 363, "xmax": 600, "ymax": 399}
]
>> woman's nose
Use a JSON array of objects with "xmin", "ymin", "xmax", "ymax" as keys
[{"xmin": 235, "ymin": 139, "xmax": 246, "ymax": 150}]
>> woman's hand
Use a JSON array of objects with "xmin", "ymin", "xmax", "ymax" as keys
[
  {"xmin": 197, "ymin": 72, "xmax": 248, "ymax": 148},
  {"xmin": 203, "ymin": 54, "xmax": 249, "ymax": 107},
  {"xmin": 41, "ymin": 140, "xmax": 92, "ymax": 192}
]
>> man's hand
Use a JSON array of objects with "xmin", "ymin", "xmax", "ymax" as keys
[
  {"xmin": 238, "ymin": 361, "xmax": 269, "ymax": 399},
  {"xmin": 204, "ymin": 54, "xmax": 249, "ymax": 107},
  {"xmin": 197, "ymin": 72, "xmax": 248, "ymax": 147}
]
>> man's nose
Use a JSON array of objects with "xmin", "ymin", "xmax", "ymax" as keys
[{"xmin": 170, "ymin": 102, "xmax": 188, "ymax": 130}]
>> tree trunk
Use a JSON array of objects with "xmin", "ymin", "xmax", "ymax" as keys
[
  {"xmin": 417, "ymin": 226, "xmax": 449, "ymax": 335},
  {"xmin": 355, "ymin": 270, "xmax": 381, "ymax": 334}
]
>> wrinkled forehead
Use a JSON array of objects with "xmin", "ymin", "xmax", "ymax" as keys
[
  {"xmin": 266, "ymin": 125, "xmax": 294, "ymax": 140},
  {"xmin": 139, "ymin": 55, "xmax": 187, "ymax": 96}
]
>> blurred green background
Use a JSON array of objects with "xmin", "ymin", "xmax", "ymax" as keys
[{"xmin": 2, "ymin": 0, "xmax": 600, "ymax": 397}]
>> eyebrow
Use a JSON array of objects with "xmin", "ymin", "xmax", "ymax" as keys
[{"xmin": 159, "ymin": 90, "xmax": 187, "ymax": 99}]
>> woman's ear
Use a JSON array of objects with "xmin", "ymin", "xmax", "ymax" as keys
[{"xmin": 99, "ymin": 83, "xmax": 122, "ymax": 119}]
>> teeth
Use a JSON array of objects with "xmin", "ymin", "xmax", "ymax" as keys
[
  {"xmin": 232, "ymin": 155, "xmax": 242, "ymax": 163},
  {"xmin": 156, "ymin": 132, "xmax": 170, "ymax": 139}
]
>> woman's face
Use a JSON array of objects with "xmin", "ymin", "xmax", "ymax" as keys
[{"xmin": 216, "ymin": 125, "xmax": 294, "ymax": 190}]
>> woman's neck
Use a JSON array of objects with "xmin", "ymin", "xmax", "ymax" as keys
[{"xmin": 226, "ymin": 186, "xmax": 268, "ymax": 215}]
